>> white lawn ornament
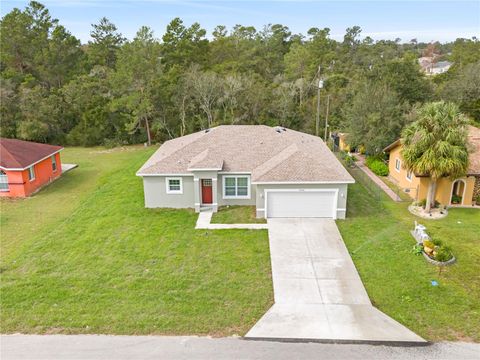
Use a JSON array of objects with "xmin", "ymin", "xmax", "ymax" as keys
[{"xmin": 414, "ymin": 221, "xmax": 430, "ymax": 242}]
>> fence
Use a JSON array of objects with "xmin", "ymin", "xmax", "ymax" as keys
[{"xmin": 334, "ymin": 149, "xmax": 416, "ymax": 203}]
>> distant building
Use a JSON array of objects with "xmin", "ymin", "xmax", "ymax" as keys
[
  {"xmin": 418, "ymin": 56, "xmax": 452, "ymax": 76},
  {"xmin": 0, "ymin": 138, "xmax": 63, "ymax": 197}
]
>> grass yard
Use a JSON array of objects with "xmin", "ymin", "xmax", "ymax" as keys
[
  {"xmin": 211, "ymin": 206, "xmax": 266, "ymax": 224},
  {"xmin": 0, "ymin": 146, "xmax": 273, "ymax": 335},
  {"xmin": 337, "ymin": 168, "xmax": 480, "ymax": 342}
]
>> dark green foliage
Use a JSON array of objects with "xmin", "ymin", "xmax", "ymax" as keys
[
  {"xmin": 0, "ymin": 1, "xmax": 476, "ymax": 146},
  {"xmin": 434, "ymin": 245, "xmax": 454, "ymax": 262},
  {"xmin": 365, "ymin": 157, "xmax": 389, "ymax": 176}
]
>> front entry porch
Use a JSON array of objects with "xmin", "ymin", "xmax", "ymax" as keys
[{"xmin": 193, "ymin": 170, "xmax": 219, "ymax": 213}]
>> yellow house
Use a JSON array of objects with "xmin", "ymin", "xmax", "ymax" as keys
[
  {"xmin": 384, "ymin": 125, "xmax": 480, "ymax": 206},
  {"xmin": 338, "ymin": 133, "xmax": 350, "ymax": 152}
]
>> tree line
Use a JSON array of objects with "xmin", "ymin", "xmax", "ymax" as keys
[{"xmin": 1, "ymin": 1, "xmax": 479, "ymax": 152}]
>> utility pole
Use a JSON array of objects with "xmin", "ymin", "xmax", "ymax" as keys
[
  {"xmin": 324, "ymin": 94, "xmax": 330, "ymax": 143},
  {"xmin": 315, "ymin": 66, "xmax": 322, "ymax": 137}
]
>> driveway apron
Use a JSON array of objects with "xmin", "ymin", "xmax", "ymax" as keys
[{"xmin": 245, "ymin": 218, "xmax": 426, "ymax": 344}]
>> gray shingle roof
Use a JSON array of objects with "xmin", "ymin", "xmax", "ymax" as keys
[{"xmin": 137, "ymin": 125, "xmax": 354, "ymax": 183}]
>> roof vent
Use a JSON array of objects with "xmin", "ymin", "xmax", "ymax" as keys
[
  {"xmin": 281, "ymin": 127, "xmax": 287, "ymax": 131},
  {"xmin": 275, "ymin": 127, "xmax": 282, "ymax": 134},
  {"xmin": 205, "ymin": 128, "xmax": 210, "ymax": 133}
]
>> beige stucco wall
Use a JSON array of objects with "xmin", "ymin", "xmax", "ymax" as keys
[
  {"xmin": 418, "ymin": 176, "xmax": 476, "ymax": 206},
  {"xmin": 388, "ymin": 146, "xmax": 420, "ymax": 200},
  {"xmin": 388, "ymin": 145, "xmax": 476, "ymax": 206},
  {"xmin": 339, "ymin": 134, "xmax": 350, "ymax": 152}
]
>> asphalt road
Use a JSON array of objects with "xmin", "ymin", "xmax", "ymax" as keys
[{"xmin": 1, "ymin": 335, "xmax": 479, "ymax": 360}]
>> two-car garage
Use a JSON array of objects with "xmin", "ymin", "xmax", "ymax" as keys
[{"xmin": 265, "ymin": 189, "xmax": 339, "ymax": 219}]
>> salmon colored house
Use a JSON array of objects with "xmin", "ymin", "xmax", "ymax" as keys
[{"xmin": 0, "ymin": 138, "xmax": 63, "ymax": 197}]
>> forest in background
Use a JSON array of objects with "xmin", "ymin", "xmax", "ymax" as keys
[{"xmin": 1, "ymin": 1, "xmax": 479, "ymax": 153}]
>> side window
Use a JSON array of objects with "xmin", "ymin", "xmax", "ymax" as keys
[
  {"xmin": 28, "ymin": 166, "xmax": 35, "ymax": 181},
  {"xmin": 395, "ymin": 158, "xmax": 401, "ymax": 172},
  {"xmin": 166, "ymin": 178, "xmax": 183, "ymax": 194},
  {"xmin": 0, "ymin": 170, "xmax": 9, "ymax": 191},
  {"xmin": 52, "ymin": 155, "xmax": 57, "ymax": 171}
]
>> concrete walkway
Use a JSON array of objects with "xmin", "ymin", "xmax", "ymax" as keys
[
  {"xmin": 3, "ymin": 335, "xmax": 480, "ymax": 360},
  {"xmin": 246, "ymin": 218, "xmax": 426, "ymax": 344},
  {"xmin": 61, "ymin": 163, "xmax": 78, "ymax": 173},
  {"xmin": 355, "ymin": 155, "xmax": 402, "ymax": 202},
  {"xmin": 195, "ymin": 211, "xmax": 268, "ymax": 230}
]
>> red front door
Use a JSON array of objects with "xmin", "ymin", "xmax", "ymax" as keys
[{"xmin": 201, "ymin": 179, "xmax": 213, "ymax": 204}]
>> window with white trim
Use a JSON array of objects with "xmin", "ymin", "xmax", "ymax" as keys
[
  {"xmin": 52, "ymin": 155, "xmax": 57, "ymax": 172},
  {"xmin": 166, "ymin": 177, "xmax": 183, "ymax": 194},
  {"xmin": 223, "ymin": 176, "xmax": 250, "ymax": 198},
  {"xmin": 28, "ymin": 166, "xmax": 35, "ymax": 181},
  {"xmin": 395, "ymin": 158, "xmax": 401, "ymax": 172},
  {"xmin": 0, "ymin": 170, "xmax": 8, "ymax": 191},
  {"xmin": 406, "ymin": 171, "xmax": 413, "ymax": 181}
]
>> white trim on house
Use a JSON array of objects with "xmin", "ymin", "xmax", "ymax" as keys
[
  {"xmin": 137, "ymin": 173, "xmax": 194, "ymax": 177},
  {"xmin": 218, "ymin": 171, "xmax": 251, "ymax": 175},
  {"xmin": 264, "ymin": 188, "xmax": 339, "ymax": 219},
  {"xmin": 0, "ymin": 170, "xmax": 9, "ymax": 192},
  {"xmin": 450, "ymin": 178, "xmax": 467, "ymax": 205},
  {"xmin": 252, "ymin": 180, "xmax": 354, "ymax": 185},
  {"xmin": 166, "ymin": 177, "xmax": 183, "ymax": 194},
  {"xmin": 395, "ymin": 158, "xmax": 401, "ymax": 172},
  {"xmin": 0, "ymin": 149, "xmax": 63, "ymax": 171},
  {"xmin": 406, "ymin": 170, "xmax": 413, "ymax": 182},
  {"xmin": 51, "ymin": 155, "xmax": 57, "ymax": 172},
  {"xmin": 222, "ymin": 175, "xmax": 251, "ymax": 199},
  {"xmin": 28, "ymin": 166, "xmax": 35, "ymax": 182}
]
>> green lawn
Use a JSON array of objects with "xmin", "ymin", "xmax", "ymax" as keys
[
  {"xmin": 0, "ymin": 146, "xmax": 273, "ymax": 335},
  {"xmin": 337, "ymin": 169, "xmax": 480, "ymax": 342},
  {"xmin": 211, "ymin": 206, "xmax": 267, "ymax": 224}
]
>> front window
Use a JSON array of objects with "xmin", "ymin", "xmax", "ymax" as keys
[
  {"xmin": 406, "ymin": 171, "xmax": 413, "ymax": 181},
  {"xmin": 166, "ymin": 177, "xmax": 182, "ymax": 194},
  {"xmin": 0, "ymin": 171, "xmax": 8, "ymax": 191},
  {"xmin": 223, "ymin": 176, "xmax": 250, "ymax": 198},
  {"xmin": 395, "ymin": 158, "xmax": 401, "ymax": 172},
  {"xmin": 52, "ymin": 155, "xmax": 57, "ymax": 172},
  {"xmin": 28, "ymin": 166, "xmax": 35, "ymax": 181}
]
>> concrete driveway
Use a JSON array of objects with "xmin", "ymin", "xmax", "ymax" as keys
[{"xmin": 246, "ymin": 218, "xmax": 426, "ymax": 344}]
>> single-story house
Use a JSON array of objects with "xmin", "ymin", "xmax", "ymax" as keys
[
  {"xmin": 0, "ymin": 138, "xmax": 63, "ymax": 197},
  {"xmin": 383, "ymin": 125, "xmax": 480, "ymax": 206},
  {"xmin": 137, "ymin": 125, "xmax": 354, "ymax": 219}
]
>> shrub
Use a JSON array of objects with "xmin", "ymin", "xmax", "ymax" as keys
[
  {"xmin": 423, "ymin": 240, "xmax": 435, "ymax": 249},
  {"xmin": 431, "ymin": 238, "xmax": 443, "ymax": 246},
  {"xmin": 416, "ymin": 199, "xmax": 427, "ymax": 207},
  {"xmin": 411, "ymin": 244, "xmax": 423, "ymax": 255},
  {"xmin": 451, "ymin": 194, "xmax": 462, "ymax": 204},
  {"xmin": 365, "ymin": 157, "xmax": 389, "ymax": 176},
  {"xmin": 434, "ymin": 245, "xmax": 454, "ymax": 262},
  {"xmin": 416, "ymin": 198, "xmax": 441, "ymax": 209},
  {"xmin": 343, "ymin": 154, "xmax": 355, "ymax": 167}
]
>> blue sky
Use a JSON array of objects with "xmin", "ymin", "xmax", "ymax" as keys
[{"xmin": 1, "ymin": 1, "xmax": 479, "ymax": 43}]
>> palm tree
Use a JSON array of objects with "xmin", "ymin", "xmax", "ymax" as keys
[{"xmin": 401, "ymin": 101, "xmax": 470, "ymax": 213}]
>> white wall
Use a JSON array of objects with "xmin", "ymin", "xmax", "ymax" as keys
[{"xmin": 255, "ymin": 183, "xmax": 349, "ymax": 219}]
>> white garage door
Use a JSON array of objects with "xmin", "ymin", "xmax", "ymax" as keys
[{"xmin": 266, "ymin": 190, "xmax": 337, "ymax": 218}]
